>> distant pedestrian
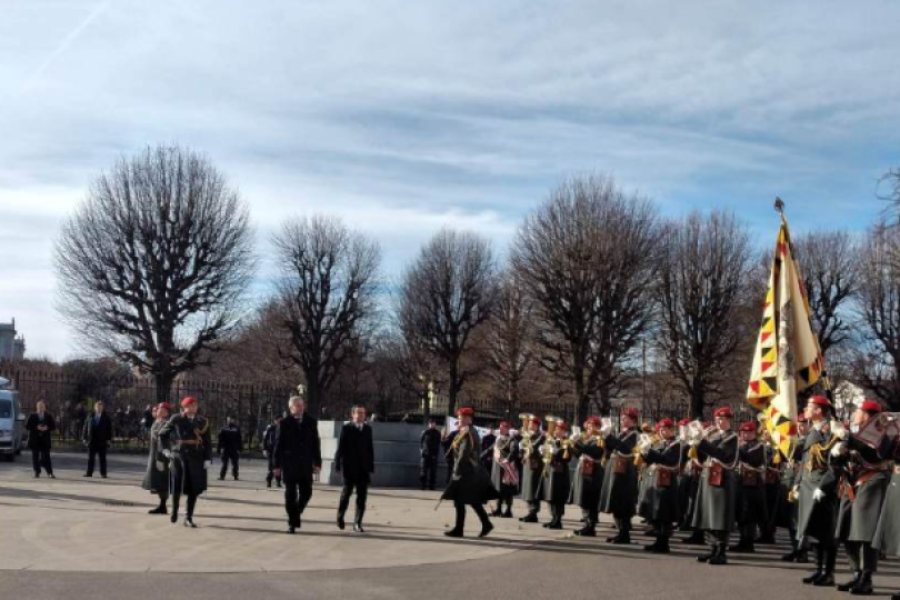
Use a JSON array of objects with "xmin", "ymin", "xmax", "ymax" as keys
[
  {"xmin": 217, "ymin": 416, "xmax": 242, "ymax": 481},
  {"xmin": 419, "ymin": 420, "xmax": 441, "ymax": 490},
  {"xmin": 262, "ymin": 415, "xmax": 283, "ymax": 488},
  {"xmin": 82, "ymin": 401, "xmax": 113, "ymax": 478},
  {"xmin": 143, "ymin": 402, "xmax": 172, "ymax": 514},
  {"xmin": 25, "ymin": 400, "xmax": 56, "ymax": 478},
  {"xmin": 334, "ymin": 404, "xmax": 375, "ymax": 532}
]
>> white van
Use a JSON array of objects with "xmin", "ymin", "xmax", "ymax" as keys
[{"xmin": 0, "ymin": 376, "xmax": 25, "ymax": 461}]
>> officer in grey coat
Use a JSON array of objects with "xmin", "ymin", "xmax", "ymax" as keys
[
  {"xmin": 599, "ymin": 407, "xmax": 641, "ymax": 544},
  {"xmin": 142, "ymin": 402, "xmax": 172, "ymax": 514},
  {"xmin": 730, "ymin": 420, "xmax": 769, "ymax": 554},
  {"xmin": 638, "ymin": 418, "xmax": 684, "ymax": 554},
  {"xmin": 570, "ymin": 416, "xmax": 605, "ymax": 537},
  {"xmin": 442, "ymin": 407, "xmax": 498, "ymax": 538},
  {"xmin": 795, "ymin": 395, "xmax": 841, "ymax": 587},
  {"xmin": 834, "ymin": 400, "xmax": 894, "ymax": 595},
  {"xmin": 873, "ymin": 433, "xmax": 900, "ymax": 600},
  {"xmin": 489, "ymin": 421, "xmax": 519, "ymax": 518},
  {"xmin": 538, "ymin": 420, "xmax": 572, "ymax": 530},
  {"xmin": 780, "ymin": 415, "xmax": 810, "ymax": 563},
  {"xmin": 518, "ymin": 416, "xmax": 545, "ymax": 523},
  {"xmin": 159, "ymin": 396, "xmax": 213, "ymax": 528},
  {"xmin": 690, "ymin": 406, "xmax": 739, "ymax": 566}
]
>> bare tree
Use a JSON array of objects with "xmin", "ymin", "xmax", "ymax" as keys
[
  {"xmin": 486, "ymin": 272, "xmax": 535, "ymax": 419},
  {"xmin": 792, "ymin": 230, "xmax": 859, "ymax": 357},
  {"xmin": 398, "ymin": 228, "xmax": 499, "ymax": 416},
  {"xmin": 855, "ymin": 222, "xmax": 900, "ymax": 408},
  {"xmin": 272, "ymin": 215, "xmax": 381, "ymax": 417},
  {"xmin": 655, "ymin": 210, "xmax": 753, "ymax": 419},
  {"xmin": 512, "ymin": 175, "xmax": 660, "ymax": 422},
  {"xmin": 55, "ymin": 145, "xmax": 255, "ymax": 402}
]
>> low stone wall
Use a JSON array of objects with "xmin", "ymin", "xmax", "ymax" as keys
[{"xmin": 319, "ymin": 421, "xmax": 448, "ymax": 488}]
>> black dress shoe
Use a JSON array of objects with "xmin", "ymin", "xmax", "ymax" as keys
[
  {"xmin": 100, "ymin": 475, "xmax": 107, "ymax": 479},
  {"xmin": 287, "ymin": 526, "xmax": 296, "ymax": 534},
  {"xmin": 83, "ymin": 473, "xmax": 92, "ymax": 478},
  {"xmin": 813, "ymin": 574, "xmax": 835, "ymax": 587},
  {"xmin": 609, "ymin": 536, "xmax": 630, "ymax": 545},
  {"xmin": 148, "ymin": 506, "xmax": 168, "ymax": 515},
  {"xmin": 502, "ymin": 509, "xmax": 513, "ymax": 519},
  {"xmin": 444, "ymin": 529, "xmax": 464, "ymax": 538},
  {"xmin": 803, "ymin": 571, "xmax": 824, "ymax": 585},
  {"xmin": 838, "ymin": 572, "xmax": 862, "ymax": 592},
  {"xmin": 170, "ymin": 512, "xmax": 178, "ymax": 524},
  {"xmin": 708, "ymin": 554, "xmax": 728, "ymax": 566},
  {"xmin": 547, "ymin": 522, "xmax": 563, "ymax": 530},
  {"xmin": 850, "ymin": 573, "xmax": 873, "ymax": 596},
  {"xmin": 353, "ymin": 523, "xmax": 365, "ymax": 533},
  {"xmin": 49, "ymin": 473, "xmax": 56, "ymax": 479},
  {"xmin": 478, "ymin": 523, "xmax": 494, "ymax": 538},
  {"xmin": 574, "ymin": 527, "xmax": 596, "ymax": 537},
  {"xmin": 697, "ymin": 552, "xmax": 714, "ymax": 563},
  {"xmin": 183, "ymin": 519, "xmax": 197, "ymax": 528},
  {"xmin": 519, "ymin": 514, "xmax": 538, "ymax": 523},
  {"xmin": 33, "ymin": 473, "xmax": 40, "ymax": 478},
  {"xmin": 781, "ymin": 550, "xmax": 797, "ymax": 562},
  {"xmin": 337, "ymin": 515, "xmax": 346, "ymax": 530}
]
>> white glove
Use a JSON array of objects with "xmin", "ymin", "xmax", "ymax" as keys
[
  {"xmin": 638, "ymin": 440, "xmax": 652, "ymax": 455},
  {"xmin": 831, "ymin": 442, "xmax": 848, "ymax": 458},
  {"xmin": 812, "ymin": 488, "xmax": 825, "ymax": 502},
  {"xmin": 163, "ymin": 449, "xmax": 172, "ymax": 458},
  {"xmin": 155, "ymin": 461, "xmax": 166, "ymax": 472},
  {"xmin": 263, "ymin": 450, "xmax": 269, "ymax": 458},
  {"xmin": 203, "ymin": 460, "xmax": 212, "ymax": 469},
  {"xmin": 600, "ymin": 424, "xmax": 612, "ymax": 437},
  {"xmin": 831, "ymin": 420, "xmax": 849, "ymax": 441}
]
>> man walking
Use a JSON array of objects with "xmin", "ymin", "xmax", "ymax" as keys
[
  {"xmin": 25, "ymin": 400, "xmax": 56, "ymax": 478},
  {"xmin": 335, "ymin": 404, "xmax": 375, "ymax": 532},
  {"xmin": 159, "ymin": 396, "xmax": 212, "ymax": 527},
  {"xmin": 442, "ymin": 407, "xmax": 497, "ymax": 538},
  {"xmin": 82, "ymin": 400, "xmax": 113, "ymax": 478},
  {"xmin": 217, "ymin": 415, "xmax": 242, "ymax": 481},
  {"xmin": 273, "ymin": 395, "xmax": 322, "ymax": 534},
  {"xmin": 419, "ymin": 420, "xmax": 441, "ymax": 490}
]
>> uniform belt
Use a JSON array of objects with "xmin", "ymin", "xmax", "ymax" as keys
[{"xmin": 173, "ymin": 439, "xmax": 201, "ymax": 445}]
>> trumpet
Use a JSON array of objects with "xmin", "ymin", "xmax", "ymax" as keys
[
  {"xmin": 541, "ymin": 415, "xmax": 561, "ymax": 468},
  {"xmin": 519, "ymin": 413, "xmax": 536, "ymax": 460}
]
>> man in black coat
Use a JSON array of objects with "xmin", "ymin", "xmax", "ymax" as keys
[
  {"xmin": 420, "ymin": 420, "xmax": 441, "ymax": 490},
  {"xmin": 82, "ymin": 400, "xmax": 113, "ymax": 478},
  {"xmin": 335, "ymin": 404, "xmax": 375, "ymax": 532},
  {"xmin": 217, "ymin": 416, "xmax": 243, "ymax": 481},
  {"xmin": 262, "ymin": 415, "xmax": 283, "ymax": 488},
  {"xmin": 26, "ymin": 400, "xmax": 56, "ymax": 478},
  {"xmin": 273, "ymin": 395, "xmax": 322, "ymax": 534}
]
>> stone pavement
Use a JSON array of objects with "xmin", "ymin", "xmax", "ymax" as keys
[{"xmin": 2, "ymin": 451, "xmax": 900, "ymax": 600}]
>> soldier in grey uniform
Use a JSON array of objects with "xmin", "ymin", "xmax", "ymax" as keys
[
  {"xmin": 159, "ymin": 396, "xmax": 213, "ymax": 528},
  {"xmin": 599, "ymin": 407, "xmax": 640, "ymax": 544},
  {"xmin": 834, "ymin": 400, "xmax": 893, "ymax": 595},
  {"xmin": 489, "ymin": 421, "xmax": 519, "ymax": 518},
  {"xmin": 539, "ymin": 420, "xmax": 572, "ymax": 530},
  {"xmin": 677, "ymin": 418, "xmax": 706, "ymax": 545},
  {"xmin": 142, "ymin": 402, "xmax": 172, "ymax": 514},
  {"xmin": 638, "ymin": 418, "xmax": 684, "ymax": 554},
  {"xmin": 690, "ymin": 406, "xmax": 739, "ymax": 566},
  {"xmin": 781, "ymin": 414, "xmax": 810, "ymax": 563},
  {"xmin": 730, "ymin": 420, "xmax": 769, "ymax": 554},
  {"xmin": 873, "ymin": 427, "xmax": 900, "ymax": 600},
  {"xmin": 518, "ymin": 416, "xmax": 545, "ymax": 523},
  {"xmin": 795, "ymin": 395, "xmax": 841, "ymax": 587},
  {"xmin": 442, "ymin": 407, "xmax": 498, "ymax": 538},
  {"xmin": 570, "ymin": 416, "xmax": 605, "ymax": 537}
]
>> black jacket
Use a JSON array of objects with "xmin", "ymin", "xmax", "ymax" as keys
[
  {"xmin": 334, "ymin": 422, "xmax": 375, "ymax": 484},
  {"xmin": 274, "ymin": 414, "xmax": 322, "ymax": 483},
  {"xmin": 82, "ymin": 412, "xmax": 113, "ymax": 447},
  {"xmin": 25, "ymin": 412, "xmax": 56, "ymax": 450},
  {"xmin": 217, "ymin": 424, "xmax": 243, "ymax": 454},
  {"xmin": 420, "ymin": 428, "xmax": 441, "ymax": 458}
]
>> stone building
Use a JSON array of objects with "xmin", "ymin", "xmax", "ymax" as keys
[{"xmin": 0, "ymin": 319, "xmax": 26, "ymax": 360}]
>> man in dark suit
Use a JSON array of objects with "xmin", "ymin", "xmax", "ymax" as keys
[
  {"xmin": 82, "ymin": 400, "xmax": 113, "ymax": 478},
  {"xmin": 217, "ymin": 415, "xmax": 243, "ymax": 481},
  {"xmin": 419, "ymin": 420, "xmax": 441, "ymax": 490},
  {"xmin": 335, "ymin": 404, "xmax": 375, "ymax": 532},
  {"xmin": 25, "ymin": 400, "xmax": 56, "ymax": 478},
  {"xmin": 273, "ymin": 395, "xmax": 322, "ymax": 534}
]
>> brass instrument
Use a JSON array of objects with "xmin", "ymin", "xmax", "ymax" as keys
[
  {"xmin": 519, "ymin": 412, "xmax": 536, "ymax": 461},
  {"xmin": 541, "ymin": 415, "xmax": 560, "ymax": 473}
]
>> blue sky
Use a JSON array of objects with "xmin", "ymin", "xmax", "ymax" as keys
[{"xmin": 1, "ymin": 0, "xmax": 898, "ymax": 360}]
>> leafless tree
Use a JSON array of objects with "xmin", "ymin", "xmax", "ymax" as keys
[
  {"xmin": 55, "ymin": 145, "xmax": 255, "ymax": 402},
  {"xmin": 855, "ymin": 222, "xmax": 900, "ymax": 408},
  {"xmin": 398, "ymin": 228, "xmax": 500, "ymax": 416},
  {"xmin": 654, "ymin": 210, "xmax": 753, "ymax": 419},
  {"xmin": 272, "ymin": 215, "xmax": 381, "ymax": 417},
  {"xmin": 485, "ymin": 272, "xmax": 535, "ymax": 419},
  {"xmin": 512, "ymin": 175, "xmax": 660, "ymax": 422}
]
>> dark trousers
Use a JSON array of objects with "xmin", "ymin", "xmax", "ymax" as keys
[
  {"xmin": 549, "ymin": 502, "xmax": 565, "ymax": 524},
  {"xmin": 31, "ymin": 447, "xmax": 52, "ymax": 475},
  {"xmin": 86, "ymin": 444, "xmax": 107, "ymax": 476},
  {"xmin": 527, "ymin": 499, "xmax": 542, "ymax": 516},
  {"xmin": 266, "ymin": 457, "xmax": 282, "ymax": 486},
  {"xmin": 338, "ymin": 481, "xmax": 369, "ymax": 524},
  {"xmin": 420, "ymin": 455, "xmax": 437, "ymax": 489},
  {"xmin": 284, "ymin": 477, "xmax": 313, "ymax": 527},
  {"xmin": 453, "ymin": 500, "xmax": 490, "ymax": 533},
  {"xmin": 846, "ymin": 541, "xmax": 879, "ymax": 573},
  {"xmin": 219, "ymin": 450, "xmax": 239, "ymax": 479}
]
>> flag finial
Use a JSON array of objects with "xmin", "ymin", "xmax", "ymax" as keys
[{"xmin": 774, "ymin": 197, "xmax": 785, "ymax": 214}]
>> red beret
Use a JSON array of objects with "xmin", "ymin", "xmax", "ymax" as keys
[
  {"xmin": 701, "ymin": 421, "xmax": 711, "ymax": 429},
  {"xmin": 530, "ymin": 416, "xmax": 542, "ymax": 426},
  {"xmin": 808, "ymin": 395, "xmax": 832, "ymax": 408},
  {"xmin": 157, "ymin": 402, "xmax": 173, "ymax": 412},
  {"xmin": 677, "ymin": 418, "xmax": 691, "ymax": 427},
  {"xmin": 860, "ymin": 400, "xmax": 883, "ymax": 414},
  {"xmin": 713, "ymin": 407, "xmax": 733, "ymax": 419},
  {"xmin": 738, "ymin": 421, "xmax": 757, "ymax": 432},
  {"xmin": 622, "ymin": 408, "xmax": 639, "ymax": 420},
  {"xmin": 498, "ymin": 421, "xmax": 512, "ymax": 429},
  {"xmin": 657, "ymin": 418, "xmax": 674, "ymax": 429},
  {"xmin": 555, "ymin": 421, "xmax": 570, "ymax": 432},
  {"xmin": 456, "ymin": 407, "xmax": 474, "ymax": 417},
  {"xmin": 585, "ymin": 416, "xmax": 602, "ymax": 427},
  {"xmin": 180, "ymin": 396, "xmax": 198, "ymax": 408}
]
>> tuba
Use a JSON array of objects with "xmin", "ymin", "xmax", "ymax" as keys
[
  {"xmin": 542, "ymin": 415, "xmax": 560, "ymax": 471},
  {"xmin": 519, "ymin": 413, "xmax": 536, "ymax": 460}
]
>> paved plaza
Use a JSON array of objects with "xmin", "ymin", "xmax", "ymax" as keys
[{"xmin": 1, "ymin": 452, "xmax": 898, "ymax": 599}]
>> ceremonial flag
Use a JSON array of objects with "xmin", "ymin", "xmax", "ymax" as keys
[{"xmin": 747, "ymin": 211, "xmax": 826, "ymax": 457}]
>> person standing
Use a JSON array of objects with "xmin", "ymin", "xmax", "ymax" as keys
[
  {"xmin": 159, "ymin": 397, "xmax": 212, "ymax": 527},
  {"xmin": 638, "ymin": 418, "xmax": 683, "ymax": 553},
  {"xmin": 25, "ymin": 400, "xmax": 56, "ymax": 478},
  {"xmin": 273, "ymin": 395, "xmax": 322, "ymax": 534},
  {"xmin": 334, "ymin": 404, "xmax": 375, "ymax": 532},
  {"xmin": 873, "ymin": 422, "xmax": 900, "ymax": 600},
  {"xmin": 142, "ymin": 402, "xmax": 172, "ymax": 514},
  {"xmin": 442, "ymin": 407, "xmax": 497, "ymax": 538},
  {"xmin": 82, "ymin": 400, "xmax": 113, "ymax": 478},
  {"xmin": 217, "ymin": 415, "xmax": 243, "ymax": 481},
  {"xmin": 834, "ymin": 400, "xmax": 893, "ymax": 595},
  {"xmin": 539, "ymin": 420, "xmax": 572, "ymax": 530},
  {"xmin": 795, "ymin": 395, "xmax": 841, "ymax": 587},
  {"xmin": 518, "ymin": 415, "xmax": 545, "ymax": 523},
  {"xmin": 263, "ymin": 415, "xmax": 283, "ymax": 488},
  {"xmin": 480, "ymin": 426, "xmax": 497, "ymax": 472},
  {"xmin": 489, "ymin": 421, "xmax": 519, "ymax": 518},
  {"xmin": 781, "ymin": 414, "xmax": 811, "ymax": 563},
  {"xmin": 730, "ymin": 420, "xmax": 768, "ymax": 554},
  {"xmin": 599, "ymin": 407, "xmax": 641, "ymax": 544},
  {"xmin": 571, "ymin": 416, "xmax": 605, "ymax": 537},
  {"xmin": 690, "ymin": 407, "xmax": 739, "ymax": 566},
  {"xmin": 419, "ymin": 420, "xmax": 441, "ymax": 490}
]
